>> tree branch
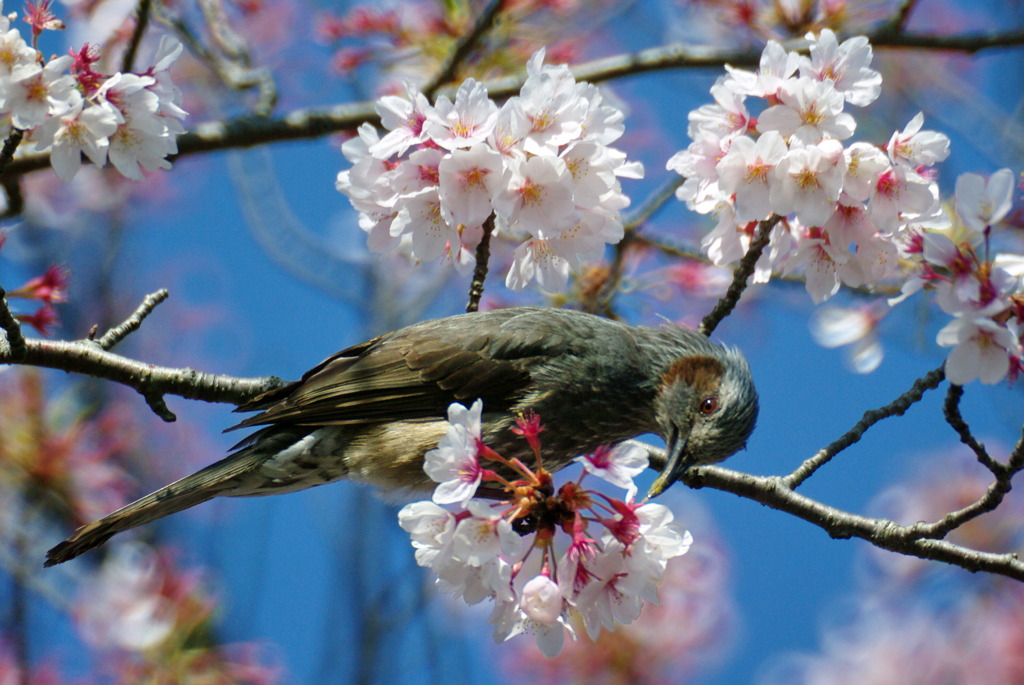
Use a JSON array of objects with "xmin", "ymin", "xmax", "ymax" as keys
[
  {"xmin": 683, "ymin": 464, "xmax": 1024, "ymax": 582},
  {"xmin": 0, "ymin": 290, "xmax": 283, "ymax": 418},
  {"xmin": 0, "ymin": 128, "xmax": 24, "ymax": 174},
  {"xmin": 0, "ymin": 337, "xmax": 282, "ymax": 416},
  {"xmin": 93, "ymin": 288, "xmax": 170, "ymax": 350},
  {"xmin": 466, "ymin": 215, "xmax": 495, "ymax": 313},
  {"xmin": 633, "ymin": 439, "xmax": 1024, "ymax": 583},
  {"xmin": 4, "ymin": 26, "xmax": 1023, "ymax": 178},
  {"xmin": 121, "ymin": 0, "xmax": 153, "ymax": 73},
  {"xmin": 942, "ymin": 383, "xmax": 999, "ymax": 473},
  {"xmin": 699, "ymin": 215, "xmax": 778, "ymax": 336},
  {"xmin": 785, "ymin": 365, "xmax": 947, "ymax": 488},
  {"xmin": 0, "ymin": 283, "xmax": 27, "ymax": 361}
]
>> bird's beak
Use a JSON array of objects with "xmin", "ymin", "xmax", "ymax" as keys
[{"xmin": 647, "ymin": 431, "xmax": 690, "ymax": 498}]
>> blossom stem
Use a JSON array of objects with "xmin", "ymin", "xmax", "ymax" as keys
[
  {"xmin": 699, "ymin": 214, "xmax": 779, "ymax": 336},
  {"xmin": 466, "ymin": 214, "xmax": 495, "ymax": 313}
]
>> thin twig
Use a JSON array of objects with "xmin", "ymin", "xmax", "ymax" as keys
[
  {"xmin": 466, "ymin": 215, "xmax": 495, "ymax": 313},
  {"xmin": 785, "ymin": 365, "xmax": 946, "ymax": 488},
  {"xmin": 942, "ymin": 383, "xmax": 999, "ymax": 473},
  {"xmin": 699, "ymin": 215, "xmax": 778, "ymax": 336},
  {"xmin": 909, "ymin": 420, "xmax": 1024, "ymax": 539},
  {"xmin": 423, "ymin": 0, "xmax": 506, "ymax": 100},
  {"xmin": 94, "ymin": 288, "xmax": 170, "ymax": 350},
  {"xmin": 908, "ymin": 478, "xmax": 1011, "ymax": 540},
  {"xmin": 121, "ymin": 0, "xmax": 153, "ymax": 73}
]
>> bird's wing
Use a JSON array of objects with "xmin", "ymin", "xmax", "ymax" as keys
[{"xmin": 229, "ymin": 308, "xmax": 583, "ymax": 430}]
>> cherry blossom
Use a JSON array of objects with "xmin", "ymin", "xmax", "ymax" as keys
[
  {"xmin": 4, "ymin": 55, "xmax": 76, "ymax": 129},
  {"xmin": 426, "ymin": 78, "xmax": 499, "ymax": 151},
  {"xmin": 885, "ymin": 112, "xmax": 950, "ymax": 168},
  {"xmin": 716, "ymin": 130, "xmax": 787, "ymax": 222},
  {"xmin": 492, "ymin": 154, "xmax": 577, "ymax": 233},
  {"xmin": 33, "ymin": 93, "xmax": 119, "ymax": 181},
  {"xmin": 937, "ymin": 315, "xmax": 1019, "ymax": 385},
  {"xmin": 0, "ymin": 26, "xmax": 36, "ymax": 77},
  {"xmin": 770, "ymin": 139, "xmax": 847, "ymax": 227},
  {"xmin": 390, "ymin": 186, "xmax": 458, "ymax": 262},
  {"xmin": 399, "ymin": 401, "xmax": 691, "ymax": 656},
  {"xmin": 757, "ymin": 77, "xmax": 855, "ymax": 144},
  {"xmin": 438, "ymin": 143, "xmax": 504, "ymax": 228},
  {"xmin": 723, "ymin": 40, "xmax": 799, "ymax": 98},
  {"xmin": 371, "ymin": 81, "xmax": 433, "ymax": 158},
  {"xmin": 954, "ymin": 168, "xmax": 1015, "ymax": 232},
  {"xmin": 515, "ymin": 50, "xmax": 586, "ymax": 155},
  {"xmin": 520, "ymin": 575, "xmax": 563, "ymax": 624},
  {"xmin": 76, "ymin": 543, "xmax": 177, "ymax": 652},
  {"xmin": 337, "ymin": 49, "xmax": 643, "ymax": 290},
  {"xmin": 575, "ymin": 442, "xmax": 648, "ymax": 499},
  {"xmin": 0, "ymin": 9, "xmax": 188, "ymax": 183},
  {"xmin": 799, "ymin": 29, "xmax": 882, "ymax": 107},
  {"xmin": 687, "ymin": 76, "xmax": 752, "ymax": 140},
  {"xmin": 669, "ymin": 31, "xmax": 1024, "ymax": 384},
  {"xmin": 423, "ymin": 399, "xmax": 485, "ymax": 507}
]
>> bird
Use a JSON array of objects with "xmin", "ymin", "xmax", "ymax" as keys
[{"xmin": 45, "ymin": 306, "xmax": 758, "ymax": 566}]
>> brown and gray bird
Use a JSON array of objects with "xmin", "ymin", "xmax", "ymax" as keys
[{"xmin": 45, "ymin": 306, "xmax": 757, "ymax": 566}]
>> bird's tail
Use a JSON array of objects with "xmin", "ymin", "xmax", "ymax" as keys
[{"xmin": 45, "ymin": 447, "xmax": 265, "ymax": 567}]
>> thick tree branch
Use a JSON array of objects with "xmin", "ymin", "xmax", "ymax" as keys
[
  {"xmin": 682, "ymin": 464, "xmax": 1024, "ymax": 582},
  {"xmin": 0, "ymin": 290, "xmax": 283, "ymax": 418},
  {"xmin": 0, "ymin": 337, "xmax": 282, "ymax": 414},
  {"xmin": 634, "ymin": 439, "xmax": 1024, "ymax": 583},
  {"xmin": 4, "ymin": 26, "xmax": 1023, "ymax": 178}
]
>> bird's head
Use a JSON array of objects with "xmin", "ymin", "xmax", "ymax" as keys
[{"xmin": 648, "ymin": 346, "xmax": 758, "ymax": 497}]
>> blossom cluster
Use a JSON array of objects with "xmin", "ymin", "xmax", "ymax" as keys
[
  {"xmin": 671, "ymin": 30, "xmax": 1023, "ymax": 384},
  {"xmin": 75, "ymin": 542, "xmax": 280, "ymax": 683},
  {"xmin": 336, "ymin": 49, "xmax": 643, "ymax": 292},
  {"xmin": 398, "ymin": 400, "xmax": 691, "ymax": 657},
  {"xmin": 0, "ymin": 3, "xmax": 187, "ymax": 182}
]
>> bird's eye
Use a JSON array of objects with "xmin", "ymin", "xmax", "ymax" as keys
[{"xmin": 700, "ymin": 396, "xmax": 719, "ymax": 415}]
